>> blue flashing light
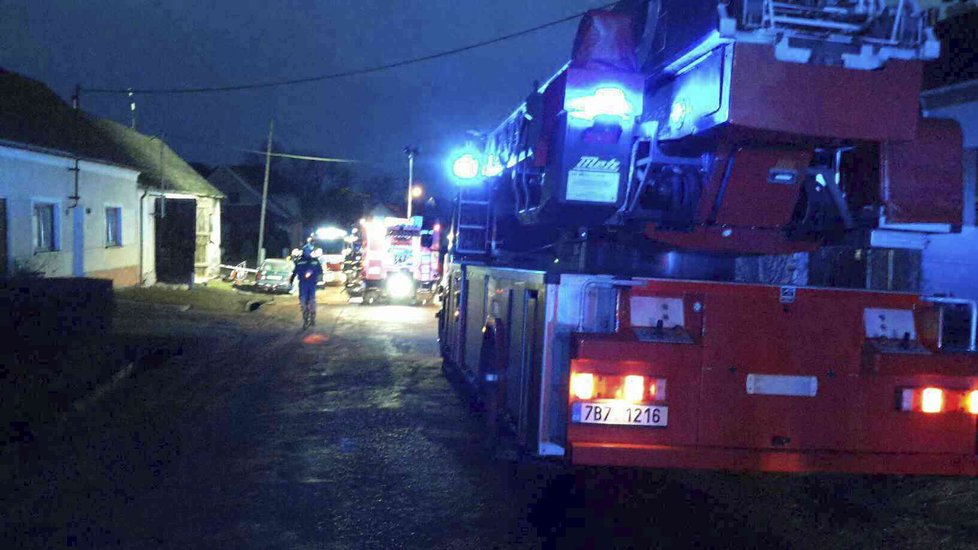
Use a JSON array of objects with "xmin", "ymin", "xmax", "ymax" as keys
[
  {"xmin": 567, "ymin": 87, "xmax": 633, "ymax": 121},
  {"xmin": 451, "ymin": 153, "xmax": 480, "ymax": 180}
]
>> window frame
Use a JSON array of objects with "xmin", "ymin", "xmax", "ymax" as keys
[
  {"xmin": 31, "ymin": 199, "xmax": 60, "ymax": 253},
  {"xmin": 105, "ymin": 205, "xmax": 123, "ymax": 248}
]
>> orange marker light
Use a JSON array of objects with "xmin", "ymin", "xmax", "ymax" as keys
[
  {"xmin": 623, "ymin": 375, "xmax": 644, "ymax": 403},
  {"xmin": 571, "ymin": 372, "xmax": 595, "ymax": 401},
  {"xmin": 920, "ymin": 387, "xmax": 945, "ymax": 414},
  {"xmin": 967, "ymin": 391, "xmax": 978, "ymax": 415}
]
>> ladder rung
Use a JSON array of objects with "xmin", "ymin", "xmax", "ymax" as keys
[
  {"xmin": 459, "ymin": 200, "xmax": 489, "ymax": 205},
  {"xmin": 458, "ymin": 224, "xmax": 487, "ymax": 230}
]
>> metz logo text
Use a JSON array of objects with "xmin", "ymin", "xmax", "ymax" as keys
[{"xmin": 574, "ymin": 157, "xmax": 620, "ymax": 172}]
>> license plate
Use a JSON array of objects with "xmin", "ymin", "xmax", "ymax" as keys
[{"xmin": 571, "ymin": 401, "xmax": 668, "ymax": 427}]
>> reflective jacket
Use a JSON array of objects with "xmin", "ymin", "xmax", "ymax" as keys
[{"xmin": 291, "ymin": 257, "xmax": 323, "ymax": 290}]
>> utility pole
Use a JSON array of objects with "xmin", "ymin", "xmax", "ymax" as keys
[
  {"xmin": 257, "ymin": 119, "xmax": 274, "ymax": 267},
  {"xmin": 129, "ymin": 88, "xmax": 137, "ymax": 129},
  {"xmin": 404, "ymin": 146, "xmax": 418, "ymax": 219}
]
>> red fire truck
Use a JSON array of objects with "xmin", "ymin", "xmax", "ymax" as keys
[
  {"xmin": 353, "ymin": 216, "xmax": 441, "ymax": 305},
  {"xmin": 438, "ymin": 1, "xmax": 978, "ymax": 475}
]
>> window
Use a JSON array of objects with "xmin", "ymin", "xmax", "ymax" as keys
[
  {"xmin": 33, "ymin": 202, "xmax": 57, "ymax": 252},
  {"xmin": 105, "ymin": 207, "xmax": 122, "ymax": 247}
]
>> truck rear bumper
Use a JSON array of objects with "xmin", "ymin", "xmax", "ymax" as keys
[{"xmin": 570, "ymin": 442, "xmax": 978, "ymax": 476}]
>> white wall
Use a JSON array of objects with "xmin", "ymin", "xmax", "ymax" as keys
[
  {"xmin": 79, "ymin": 161, "xmax": 141, "ymax": 277},
  {"xmin": 0, "ymin": 144, "xmax": 140, "ymax": 282}
]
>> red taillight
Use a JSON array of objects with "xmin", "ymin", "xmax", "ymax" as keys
[
  {"xmin": 571, "ymin": 372, "xmax": 595, "ymax": 401},
  {"xmin": 920, "ymin": 387, "xmax": 945, "ymax": 414},
  {"xmin": 570, "ymin": 371, "xmax": 667, "ymax": 404},
  {"xmin": 898, "ymin": 387, "xmax": 978, "ymax": 414},
  {"xmin": 622, "ymin": 375, "xmax": 644, "ymax": 403},
  {"xmin": 967, "ymin": 391, "xmax": 978, "ymax": 415}
]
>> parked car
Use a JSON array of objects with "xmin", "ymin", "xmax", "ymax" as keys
[{"xmin": 255, "ymin": 258, "xmax": 294, "ymax": 293}]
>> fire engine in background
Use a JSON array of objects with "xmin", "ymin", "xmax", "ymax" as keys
[
  {"xmin": 309, "ymin": 226, "xmax": 349, "ymax": 286},
  {"xmin": 346, "ymin": 216, "xmax": 441, "ymax": 305},
  {"xmin": 438, "ymin": 1, "xmax": 978, "ymax": 475}
]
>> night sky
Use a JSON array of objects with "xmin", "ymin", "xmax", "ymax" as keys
[{"xmin": 1, "ymin": 0, "xmax": 611, "ymax": 202}]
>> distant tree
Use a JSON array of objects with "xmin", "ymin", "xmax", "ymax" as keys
[
  {"xmin": 238, "ymin": 140, "xmax": 402, "ymax": 229},
  {"xmin": 358, "ymin": 174, "xmax": 403, "ymax": 206}
]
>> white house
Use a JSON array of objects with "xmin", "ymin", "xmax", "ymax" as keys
[
  {"xmin": 0, "ymin": 69, "xmax": 224, "ymax": 286},
  {"xmin": 95, "ymin": 119, "xmax": 224, "ymax": 284},
  {"xmin": 0, "ymin": 143, "xmax": 142, "ymax": 285},
  {"xmin": 0, "ymin": 70, "xmax": 143, "ymax": 286}
]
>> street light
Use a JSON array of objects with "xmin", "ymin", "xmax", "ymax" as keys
[{"xmin": 411, "ymin": 185, "xmax": 424, "ymax": 199}]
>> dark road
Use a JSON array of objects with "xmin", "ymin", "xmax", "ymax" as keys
[
  {"xmin": 4, "ymin": 289, "xmax": 533, "ymax": 548},
  {"xmin": 4, "ymin": 287, "xmax": 978, "ymax": 549}
]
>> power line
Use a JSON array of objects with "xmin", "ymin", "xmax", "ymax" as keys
[
  {"xmin": 145, "ymin": 128, "xmax": 355, "ymax": 161},
  {"xmin": 241, "ymin": 149, "xmax": 359, "ymax": 163},
  {"xmin": 83, "ymin": 1, "xmax": 618, "ymax": 95}
]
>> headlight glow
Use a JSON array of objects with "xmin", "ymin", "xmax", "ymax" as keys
[{"xmin": 386, "ymin": 272, "xmax": 414, "ymax": 299}]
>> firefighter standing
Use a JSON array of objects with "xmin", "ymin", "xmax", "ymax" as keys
[{"xmin": 290, "ymin": 245, "xmax": 323, "ymax": 329}]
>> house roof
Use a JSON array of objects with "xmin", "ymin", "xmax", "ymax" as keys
[
  {"xmin": 0, "ymin": 69, "xmax": 131, "ymax": 167},
  {"xmin": 0, "ymin": 69, "xmax": 222, "ymax": 198},
  {"xmin": 94, "ymin": 119, "xmax": 224, "ymax": 198}
]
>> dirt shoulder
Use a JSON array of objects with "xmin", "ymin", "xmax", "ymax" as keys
[{"xmin": 115, "ymin": 280, "xmax": 275, "ymax": 314}]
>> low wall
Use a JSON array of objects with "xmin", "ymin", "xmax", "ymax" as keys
[{"xmin": 1, "ymin": 278, "xmax": 116, "ymax": 425}]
